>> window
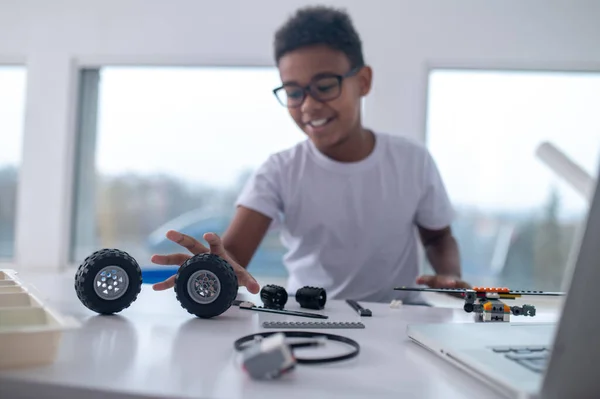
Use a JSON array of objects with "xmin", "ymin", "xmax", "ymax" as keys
[
  {"xmin": 71, "ymin": 67, "xmax": 305, "ymax": 281},
  {"xmin": 0, "ymin": 66, "xmax": 27, "ymax": 260},
  {"xmin": 426, "ymin": 69, "xmax": 600, "ymax": 291}
]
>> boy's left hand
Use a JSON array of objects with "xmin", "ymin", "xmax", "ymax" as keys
[{"xmin": 416, "ymin": 275, "xmax": 471, "ymax": 289}]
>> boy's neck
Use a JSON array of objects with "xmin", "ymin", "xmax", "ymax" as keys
[{"xmin": 319, "ymin": 128, "xmax": 375, "ymax": 163}]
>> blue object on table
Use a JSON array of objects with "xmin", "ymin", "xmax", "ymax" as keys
[{"xmin": 141, "ymin": 267, "xmax": 178, "ymax": 284}]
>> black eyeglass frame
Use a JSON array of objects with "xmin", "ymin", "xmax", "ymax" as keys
[{"xmin": 272, "ymin": 65, "xmax": 363, "ymax": 108}]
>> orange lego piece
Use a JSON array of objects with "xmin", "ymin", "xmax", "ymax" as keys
[{"xmin": 473, "ymin": 286, "xmax": 511, "ymax": 293}]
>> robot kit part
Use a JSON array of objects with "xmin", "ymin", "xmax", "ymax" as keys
[
  {"xmin": 260, "ymin": 284, "xmax": 288, "ymax": 310},
  {"xmin": 238, "ymin": 333, "xmax": 296, "ymax": 380},
  {"xmin": 296, "ymin": 286, "xmax": 327, "ymax": 310},
  {"xmin": 74, "ymin": 249, "xmax": 143, "ymax": 315},
  {"xmin": 75, "ymin": 249, "xmax": 238, "ymax": 319},
  {"xmin": 174, "ymin": 253, "xmax": 238, "ymax": 318},
  {"xmin": 235, "ymin": 330, "xmax": 360, "ymax": 380}
]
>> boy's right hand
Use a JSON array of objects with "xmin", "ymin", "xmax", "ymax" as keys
[{"xmin": 150, "ymin": 230, "xmax": 260, "ymax": 294}]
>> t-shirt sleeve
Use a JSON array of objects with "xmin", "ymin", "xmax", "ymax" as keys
[
  {"xmin": 415, "ymin": 150, "xmax": 455, "ymax": 229},
  {"xmin": 235, "ymin": 155, "xmax": 283, "ymax": 222}
]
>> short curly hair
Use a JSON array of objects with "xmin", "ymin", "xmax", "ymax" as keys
[{"xmin": 273, "ymin": 6, "xmax": 365, "ymax": 69}]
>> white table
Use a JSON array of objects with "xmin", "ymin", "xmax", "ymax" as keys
[{"xmin": 0, "ymin": 271, "xmax": 560, "ymax": 399}]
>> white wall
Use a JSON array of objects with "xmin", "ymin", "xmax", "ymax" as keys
[{"xmin": 1, "ymin": 0, "xmax": 599, "ymax": 270}]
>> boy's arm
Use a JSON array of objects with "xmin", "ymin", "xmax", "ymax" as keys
[
  {"xmin": 414, "ymin": 149, "xmax": 470, "ymax": 289},
  {"xmin": 224, "ymin": 154, "xmax": 284, "ymax": 268},
  {"xmin": 151, "ymin": 155, "xmax": 283, "ymax": 292},
  {"xmin": 222, "ymin": 206, "xmax": 273, "ymax": 269},
  {"xmin": 417, "ymin": 225, "xmax": 470, "ymax": 289}
]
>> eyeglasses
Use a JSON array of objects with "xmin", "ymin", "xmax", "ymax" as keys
[{"xmin": 272, "ymin": 66, "xmax": 362, "ymax": 108}]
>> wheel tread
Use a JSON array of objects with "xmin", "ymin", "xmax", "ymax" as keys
[
  {"xmin": 174, "ymin": 253, "xmax": 238, "ymax": 318},
  {"xmin": 74, "ymin": 248, "xmax": 143, "ymax": 314}
]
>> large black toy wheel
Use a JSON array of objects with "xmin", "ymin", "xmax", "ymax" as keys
[
  {"xmin": 74, "ymin": 249, "xmax": 143, "ymax": 315},
  {"xmin": 174, "ymin": 253, "xmax": 238, "ymax": 319}
]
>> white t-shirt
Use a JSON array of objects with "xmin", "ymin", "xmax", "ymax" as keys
[{"xmin": 235, "ymin": 132, "xmax": 455, "ymax": 303}]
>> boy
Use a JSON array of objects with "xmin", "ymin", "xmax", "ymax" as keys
[{"xmin": 152, "ymin": 6, "xmax": 470, "ymax": 303}]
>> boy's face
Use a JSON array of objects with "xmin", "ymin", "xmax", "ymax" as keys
[{"xmin": 276, "ymin": 45, "xmax": 372, "ymax": 150}]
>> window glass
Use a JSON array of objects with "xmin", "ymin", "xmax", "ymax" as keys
[
  {"xmin": 71, "ymin": 67, "xmax": 305, "ymax": 280},
  {"xmin": 0, "ymin": 66, "xmax": 27, "ymax": 260},
  {"xmin": 426, "ymin": 69, "xmax": 600, "ymax": 291}
]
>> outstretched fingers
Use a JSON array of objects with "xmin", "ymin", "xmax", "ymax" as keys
[
  {"xmin": 152, "ymin": 275, "xmax": 176, "ymax": 291},
  {"xmin": 203, "ymin": 232, "xmax": 260, "ymax": 294},
  {"xmin": 203, "ymin": 232, "xmax": 226, "ymax": 257},
  {"xmin": 150, "ymin": 253, "xmax": 190, "ymax": 291},
  {"xmin": 167, "ymin": 230, "xmax": 209, "ymax": 254},
  {"xmin": 153, "ymin": 230, "xmax": 261, "ymax": 294},
  {"xmin": 150, "ymin": 253, "xmax": 190, "ymax": 266},
  {"xmin": 237, "ymin": 269, "xmax": 261, "ymax": 294}
]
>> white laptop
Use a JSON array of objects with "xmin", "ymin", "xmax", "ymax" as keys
[{"xmin": 406, "ymin": 161, "xmax": 600, "ymax": 399}]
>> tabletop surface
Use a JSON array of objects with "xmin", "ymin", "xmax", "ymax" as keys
[{"xmin": 0, "ymin": 270, "xmax": 561, "ymax": 399}]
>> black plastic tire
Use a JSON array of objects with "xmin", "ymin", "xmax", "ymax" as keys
[
  {"xmin": 174, "ymin": 253, "xmax": 238, "ymax": 319},
  {"xmin": 260, "ymin": 284, "xmax": 288, "ymax": 310},
  {"xmin": 296, "ymin": 286, "xmax": 327, "ymax": 310},
  {"xmin": 74, "ymin": 248, "xmax": 143, "ymax": 315}
]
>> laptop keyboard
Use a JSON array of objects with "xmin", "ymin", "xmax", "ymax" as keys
[{"xmin": 490, "ymin": 345, "xmax": 550, "ymax": 373}]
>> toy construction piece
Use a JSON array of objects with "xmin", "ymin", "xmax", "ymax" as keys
[
  {"xmin": 394, "ymin": 286, "xmax": 565, "ymax": 322},
  {"xmin": 258, "ymin": 284, "xmax": 327, "ymax": 311},
  {"xmin": 260, "ymin": 284, "xmax": 288, "ymax": 310},
  {"xmin": 75, "ymin": 249, "xmax": 238, "ymax": 319},
  {"xmin": 394, "ymin": 286, "xmax": 565, "ymax": 298},
  {"xmin": 74, "ymin": 249, "xmax": 143, "ymax": 315},
  {"xmin": 346, "ymin": 300, "xmax": 372, "ymax": 316},
  {"xmin": 236, "ymin": 300, "xmax": 328, "ymax": 319},
  {"xmin": 263, "ymin": 321, "xmax": 365, "ymax": 329},
  {"xmin": 234, "ymin": 331, "xmax": 361, "ymax": 379},
  {"xmin": 174, "ymin": 253, "xmax": 238, "ymax": 318},
  {"xmin": 389, "ymin": 300, "xmax": 403, "ymax": 309},
  {"xmin": 296, "ymin": 286, "xmax": 327, "ymax": 310}
]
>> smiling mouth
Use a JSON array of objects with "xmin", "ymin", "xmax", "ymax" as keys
[{"xmin": 306, "ymin": 118, "xmax": 334, "ymax": 128}]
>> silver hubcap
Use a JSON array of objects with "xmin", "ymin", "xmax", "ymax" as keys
[
  {"xmin": 93, "ymin": 266, "xmax": 129, "ymax": 300},
  {"xmin": 187, "ymin": 270, "xmax": 220, "ymax": 304}
]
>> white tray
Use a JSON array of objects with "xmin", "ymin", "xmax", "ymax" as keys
[{"xmin": 0, "ymin": 269, "xmax": 79, "ymax": 369}]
